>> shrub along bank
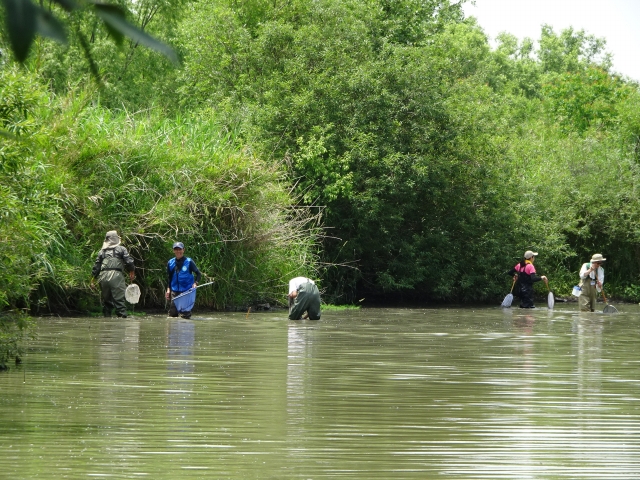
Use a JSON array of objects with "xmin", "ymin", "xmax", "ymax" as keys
[
  {"xmin": 4, "ymin": 0, "xmax": 640, "ymax": 313},
  {"xmin": 0, "ymin": 67, "xmax": 320, "ymax": 319}
]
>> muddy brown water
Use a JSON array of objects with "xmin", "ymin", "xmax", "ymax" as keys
[{"xmin": 2, "ymin": 305, "xmax": 640, "ymax": 478}]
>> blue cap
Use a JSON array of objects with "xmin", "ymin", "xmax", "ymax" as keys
[{"xmin": 172, "ymin": 242, "xmax": 184, "ymax": 249}]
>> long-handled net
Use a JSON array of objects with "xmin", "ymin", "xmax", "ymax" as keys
[
  {"xmin": 601, "ymin": 288, "xmax": 618, "ymax": 313},
  {"xmin": 172, "ymin": 282, "xmax": 214, "ymax": 313},
  {"xmin": 546, "ymin": 282, "xmax": 554, "ymax": 309},
  {"xmin": 125, "ymin": 283, "xmax": 141, "ymax": 315},
  {"xmin": 501, "ymin": 279, "xmax": 516, "ymax": 308}
]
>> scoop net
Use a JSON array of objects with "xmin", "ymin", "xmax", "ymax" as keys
[
  {"xmin": 171, "ymin": 282, "xmax": 214, "ymax": 313},
  {"xmin": 125, "ymin": 284, "xmax": 141, "ymax": 304},
  {"xmin": 501, "ymin": 293, "xmax": 513, "ymax": 308},
  {"xmin": 173, "ymin": 288, "xmax": 196, "ymax": 313},
  {"xmin": 547, "ymin": 291, "xmax": 555, "ymax": 309}
]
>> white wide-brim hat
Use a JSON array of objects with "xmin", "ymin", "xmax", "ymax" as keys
[{"xmin": 102, "ymin": 230, "xmax": 121, "ymax": 249}]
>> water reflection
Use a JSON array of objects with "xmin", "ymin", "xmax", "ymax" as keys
[
  {"xmin": 286, "ymin": 323, "xmax": 317, "ymax": 445},
  {"xmin": 167, "ymin": 319, "xmax": 195, "ymax": 374},
  {"xmin": 574, "ymin": 314, "xmax": 604, "ymax": 398}
]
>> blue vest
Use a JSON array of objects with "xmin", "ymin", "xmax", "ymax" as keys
[{"xmin": 169, "ymin": 257, "xmax": 194, "ymax": 292}]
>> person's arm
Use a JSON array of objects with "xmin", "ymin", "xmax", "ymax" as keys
[
  {"xmin": 189, "ymin": 261, "xmax": 202, "ymax": 286},
  {"xmin": 526, "ymin": 264, "xmax": 547, "ymax": 284},
  {"xmin": 531, "ymin": 274, "xmax": 548, "ymax": 284},
  {"xmin": 91, "ymin": 252, "xmax": 103, "ymax": 278},
  {"xmin": 579, "ymin": 263, "xmax": 591, "ymax": 279},
  {"xmin": 120, "ymin": 247, "xmax": 136, "ymax": 280}
]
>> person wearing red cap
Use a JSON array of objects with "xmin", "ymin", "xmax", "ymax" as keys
[{"xmin": 507, "ymin": 250, "xmax": 548, "ymax": 308}]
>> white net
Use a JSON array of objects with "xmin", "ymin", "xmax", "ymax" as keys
[
  {"xmin": 125, "ymin": 284, "xmax": 141, "ymax": 304},
  {"xmin": 547, "ymin": 291, "xmax": 555, "ymax": 309}
]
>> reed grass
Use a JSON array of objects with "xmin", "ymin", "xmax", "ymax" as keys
[{"xmin": 1, "ymin": 71, "xmax": 321, "ymax": 314}]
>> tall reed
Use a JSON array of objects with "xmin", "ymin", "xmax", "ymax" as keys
[{"xmin": 1, "ymin": 73, "xmax": 321, "ymax": 314}]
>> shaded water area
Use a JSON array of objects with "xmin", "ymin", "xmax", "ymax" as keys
[{"xmin": 2, "ymin": 305, "xmax": 640, "ymax": 478}]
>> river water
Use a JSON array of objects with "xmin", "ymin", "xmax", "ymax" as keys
[{"xmin": 2, "ymin": 305, "xmax": 640, "ymax": 479}]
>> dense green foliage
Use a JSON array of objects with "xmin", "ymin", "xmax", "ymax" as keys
[
  {"xmin": 0, "ymin": 66, "xmax": 319, "ymax": 318},
  {"xmin": 167, "ymin": 0, "xmax": 640, "ymax": 302},
  {"xmin": 2, "ymin": 0, "xmax": 640, "ymax": 323}
]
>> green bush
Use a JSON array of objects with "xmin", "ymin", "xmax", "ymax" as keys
[
  {"xmin": 623, "ymin": 284, "xmax": 640, "ymax": 303},
  {"xmin": 0, "ymin": 70, "xmax": 320, "ymax": 314}
]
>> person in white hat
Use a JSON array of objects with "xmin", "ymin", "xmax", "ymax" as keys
[
  {"xmin": 92, "ymin": 231, "xmax": 135, "ymax": 317},
  {"xmin": 578, "ymin": 254, "xmax": 606, "ymax": 312},
  {"xmin": 506, "ymin": 250, "xmax": 548, "ymax": 308}
]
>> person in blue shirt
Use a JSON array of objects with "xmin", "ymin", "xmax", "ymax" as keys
[{"xmin": 165, "ymin": 242, "xmax": 201, "ymax": 319}]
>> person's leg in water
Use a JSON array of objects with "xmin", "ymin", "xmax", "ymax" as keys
[
  {"xmin": 168, "ymin": 291, "xmax": 180, "ymax": 317},
  {"xmin": 110, "ymin": 274, "xmax": 128, "ymax": 318},
  {"xmin": 101, "ymin": 280, "xmax": 114, "ymax": 317},
  {"xmin": 579, "ymin": 282, "xmax": 596, "ymax": 312},
  {"xmin": 306, "ymin": 283, "xmax": 321, "ymax": 320},
  {"xmin": 519, "ymin": 284, "xmax": 535, "ymax": 308}
]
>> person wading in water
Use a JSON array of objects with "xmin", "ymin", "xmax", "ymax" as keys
[
  {"xmin": 165, "ymin": 242, "xmax": 201, "ymax": 319},
  {"xmin": 578, "ymin": 253, "xmax": 606, "ymax": 312},
  {"xmin": 92, "ymin": 231, "xmax": 135, "ymax": 318},
  {"xmin": 507, "ymin": 250, "xmax": 548, "ymax": 309},
  {"xmin": 288, "ymin": 276, "xmax": 321, "ymax": 320}
]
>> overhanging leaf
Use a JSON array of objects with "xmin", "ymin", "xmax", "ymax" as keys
[
  {"xmin": 2, "ymin": 0, "xmax": 38, "ymax": 63},
  {"xmin": 0, "ymin": 129, "xmax": 17, "ymax": 140},
  {"xmin": 35, "ymin": 8, "xmax": 68, "ymax": 44},
  {"xmin": 92, "ymin": 3, "xmax": 124, "ymax": 46},
  {"xmin": 76, "ymin": 29, "xmax": 102, "ymax": 84},
  {"xmin": 92, "ymin": 2, "xmax": 179, "ymax": 64},
  {"xmin": 50, "ymin": 0, "xmax": 77, "ymax": 12}
]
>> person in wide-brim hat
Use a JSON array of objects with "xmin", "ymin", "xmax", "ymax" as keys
[
  {"xmin": 578, "ymin": 253, "xmax": 606, "ymax": 312},
  {"xmin": 92, "ymin": 231, "xmax": 135, "ymax": 318},
  {"xmin": 101, "ymin": 230, "xmax": 121, "ymax": 250}
]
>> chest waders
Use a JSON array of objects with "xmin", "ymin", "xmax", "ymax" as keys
[
  {"xmin": 514, "ymin": 264, "xmax": 535, "ymax": 308},
  {"xmin": 288, "ymin": 281, "xmax": 321, "ymax": 320},
  {"xmin": 579, "ymin": 265, "xmax": 598, "ymax": 312},
  {"xmin": 99, "ymin": 248, "xmax": 128, "ymax": 317}
]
